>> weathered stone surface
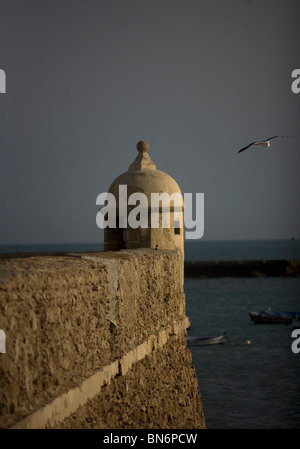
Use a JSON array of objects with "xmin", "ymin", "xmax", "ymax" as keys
[
  {"xmin": 0, "ymin": 249, "xmax": 205, "ymax": 429},
  {"xmin": 55, "ymin": 336, "xmax": 205, "ymax": 429},
  {"xmin": 104, "ymin": 141, "xmax": 184, "ymax": 260}
]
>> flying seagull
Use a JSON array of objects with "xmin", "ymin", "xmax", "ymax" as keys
[{"xmin": 238, "ymin": 135, "xmax": 291, "ymax": 153}]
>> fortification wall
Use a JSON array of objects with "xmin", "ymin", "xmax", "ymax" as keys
[{"xmin": 0, "ymin": 249, "xmax": 205, "ymax": 429}]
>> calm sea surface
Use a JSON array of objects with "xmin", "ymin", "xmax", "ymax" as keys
[
  {"xmin": 184, "ymin": 240, "xmax": 300, "ymax": 429},
  {"xmin": 186, "ymin": 277, "xmax": 300, "ymax": 429},
  {"xmin": 1, "ymin": 239, "xmax": 299, "ymax": 428},
  {"xmin": 1, "ymin": 238, "xmax": 299, "ymax": 261}
]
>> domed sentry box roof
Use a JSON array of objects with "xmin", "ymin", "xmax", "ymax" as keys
[{"xmin": 104, "ymin": 141, "xmax": 184, "ymax": 255}]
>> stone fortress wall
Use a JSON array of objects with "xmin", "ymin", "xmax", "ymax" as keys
[
  {"xmin": 0, "ymin": 141, "xmax": 206, "ymax": 429},
  {"xmin": 0, "ymin": 249, "xmax": 206, "ymax": 429}
]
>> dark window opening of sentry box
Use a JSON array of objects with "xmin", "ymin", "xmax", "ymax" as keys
[{"xmin": 174, "ymin": 221, "xmax": 181, "ymax": 235}]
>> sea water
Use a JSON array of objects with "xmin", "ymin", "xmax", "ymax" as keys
[
  {"xmin": 1, "ymin": 239, "xmax": 299, "ymax": 428},
  {"xmin": 183, "ymin": 240, "xmax": 300, "ymax": 429},
  {"xmin": 0, "ymin": 238, "xmax": 299, "ymax": 261},
  {"xmin": 185, "ymin": 276, "xmax": 300, "ymax": 429}
]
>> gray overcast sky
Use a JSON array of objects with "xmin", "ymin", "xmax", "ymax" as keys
[{"xmin": 0, "ymin": 0, "xmax": 299, "ymax": 244}]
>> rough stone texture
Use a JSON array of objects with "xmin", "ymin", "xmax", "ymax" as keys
[
  {"xmin": 55, "ymin": 335, "xmax": 205, "ymax": 429},
  {"xmin": 0, "ymin": 249, "xmax": 205, "ymax": 429}
]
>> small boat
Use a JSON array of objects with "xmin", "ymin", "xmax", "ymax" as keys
[
  {"xmin": 187, "ymin": 332, "xmax": 229, "ymax": 346},
  {"xmin": 249, "ymin": 309, "xmax": 300, "ymax": 324}
]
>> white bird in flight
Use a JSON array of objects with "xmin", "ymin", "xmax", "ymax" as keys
[{"xmin": 238, "ymin": 135, "xmax": 291, "ymax": 153}]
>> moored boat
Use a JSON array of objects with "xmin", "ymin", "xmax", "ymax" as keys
[
  {"xmin": 249, "ymin": 309, "xmax": 300, "ymax": 324},
  {"xmin": 187, "ymin": 332, "xmax": 228, "ymax": 346}
]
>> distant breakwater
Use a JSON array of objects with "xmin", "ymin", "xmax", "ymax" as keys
[{"xmin": 184, "ymin": 259, "xmax": 300, "ymax": 278}]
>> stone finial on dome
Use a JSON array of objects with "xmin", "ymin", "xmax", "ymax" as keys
[
  {"xmin": 129, "ymin": 140, "xmax": 156, "ymax": 171},
  {"xmin": 136, "ymin": 140, "xmax": 149, "ymax": 153}
]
